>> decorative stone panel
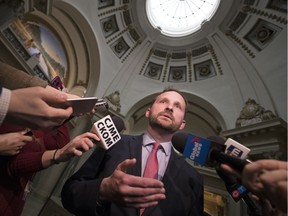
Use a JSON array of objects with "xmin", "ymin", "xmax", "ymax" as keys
[
  {"xmin": 267, "ymin": 0, "xmax": 287, "ymax": 13},
  {"xmin": 123, "ymin": 10, "xmax": 132, "ymax": 26},
  {"xmin": 100, "ymin": 15, "xmax": 119, "ymax": 38},
  {"xmin": 229, "ymin": 12, "xmax": 248, "ymax": 32},
  {"xmin": 128, "ymin": 28, "xmax": 140, "ymax": 42},
  {"xmin": 153, "ymin": 49, "xmax": 167, "ymax": 58},
  {"xmin": 222, "ymin": 118, "xmax": 287, "ymax": 161},
  {"xmin": 236, "ymin": 98, "xmax": 276, "ymax": 128},
  {"xmin": 144, "ymin": 62, "xmax": 163, "ymax": 80},
  {"xmin": 191, "ymin": 46, "xmax": 209, "ymax": 57},
  {"xmin": 98, "ymin": 0, "xmax": 115, "ymax": 10},
  {"xmin": 110, "ymin": 36, "xmax": 130, "ymax": 58},
  {"xmin": 194, "ymin": 59, "xmax": 216, "ymax": 81},
  {"xmin": 244, "ymin": 19, "xmax": 282, "ymax": 51},
  {"xmin": 168, "ymin": 66, "xmax": 186, "ymax": 82},
  {"xmin": 171, "ymin": 52, "xmax": 186, "ymax": 59}
]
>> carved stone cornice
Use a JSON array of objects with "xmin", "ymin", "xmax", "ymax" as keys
[{"xmin": 222, "ymin": 118, "xmax": 287, "ymax": 161}]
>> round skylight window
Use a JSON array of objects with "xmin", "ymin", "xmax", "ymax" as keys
[{"xmin": 146, "ymin": 0, "xmax": 220, "ymax": 37}]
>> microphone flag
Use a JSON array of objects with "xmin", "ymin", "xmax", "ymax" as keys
[
  {"xmin": 182, "ymin": 134, "xmax": 225, "ymax": 166},
  {"xmin": 91, "ymin": 115, "xmax": 121, "ymax": 150}
]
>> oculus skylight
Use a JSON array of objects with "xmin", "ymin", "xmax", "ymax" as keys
[{"xmin": 146, "ymin": 0, "xmax": 220, "ymax": 37}]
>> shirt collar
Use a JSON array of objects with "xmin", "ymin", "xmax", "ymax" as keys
[{"xmin": 143, "ymin": 132, "xmax": 171, "ymax": 156}]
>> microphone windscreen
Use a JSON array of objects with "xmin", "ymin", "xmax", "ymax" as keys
[
  {"xmin": 207, "ymin": 136, "xmax": 226, "ymax": 145},
  {"xmin": 111, "ymin": 115, "xmax": 125, "ymax": 133},
  {"xmin": 171, "ymin": 132, "xmax": 189, "ymax": 152},
  {"xmin": 172, "ymin": 132, "xmax": 226, "ymax": 167}
]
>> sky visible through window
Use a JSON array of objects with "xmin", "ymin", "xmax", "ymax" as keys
[{"xmin": 146, "ymin": 0, "xmax": 220, "ymax": 37}]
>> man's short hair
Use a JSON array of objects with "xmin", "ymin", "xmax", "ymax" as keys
[{"xmin": 153, "ymin": 86, "xmax": 188, "ymax": 112}]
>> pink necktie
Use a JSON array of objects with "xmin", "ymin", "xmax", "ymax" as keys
[
  {"xmin": 140, "ymin": 143, "xmax": 161, "ymax": 215},
  {"xmin": 143, "ymin": 142, "xmax": 161, "ymax": 179}
]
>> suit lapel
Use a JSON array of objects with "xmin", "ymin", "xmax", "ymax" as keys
[
  {"xmin": 128, "ymin": 135, "xmax": 143, "ymax": 177},
  {"xmin": 163, "ymin": 149, "xmax": 180, "ymax": 180}
]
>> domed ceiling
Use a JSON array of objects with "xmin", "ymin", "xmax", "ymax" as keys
[
  {"xmin": 65, "ymin": 0, "xmax": 286, "ymax": 136},
  {"xmin": 0, "ymin": 1, "xmax": 286, "ymax": 215},
  {"xmin": 92, "ymin": 0, "xmax": 286, "ymax": 86},
  {"xmin": 1, "ymin": 0, "xmax": 286, "ymax": 137}
]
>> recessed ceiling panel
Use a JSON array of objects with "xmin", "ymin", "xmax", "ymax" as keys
[
  {"xmin": 144, "ymin": 62, "xmax": 163, "ymax": 80},
  {"xmin": 244, "ymin": 19, "xmax": 282, "ymax": 51},
  {"xmin": 100, "ymin": 15, "xmax": 119, "ymax": 38},
  {"xmin": 168, "ymin": 66, "xmax": 187, "ymax": 82},
  {"xmin": 194, "ymin": 59, "xmax": 216, "ymax": 80},
  {"xmin": 98, "ymin": 0, "xmax": 115, "ymax": 9},
  {"xmin": 110, "ymin": 37, "xmax": 130, "ymax": 58}
]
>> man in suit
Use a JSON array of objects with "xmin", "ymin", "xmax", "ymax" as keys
[{"xmin": 61, "ymin": 87, "xmax": 204, "ymax": 216}]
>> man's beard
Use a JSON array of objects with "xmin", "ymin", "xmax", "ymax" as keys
[{"xmin": 148, "ymin": 112, "xmax": 181, "ymax": 133}]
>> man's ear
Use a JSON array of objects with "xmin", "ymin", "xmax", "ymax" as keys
[
  {"xmin": 145, "ymin": 108, "xmax": 151, "ymax": 118},
  {"xmin": 179, "ymin": 119, "xmax": 186, "ymax": 130}
]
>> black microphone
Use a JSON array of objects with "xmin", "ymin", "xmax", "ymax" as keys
[
  {"xmin": 216, "ymin": 168, "xmax": 261, "ymax": 215},
  {"xmin": 216, "ymin": 168, "xmax": 248, "ymax": 202},
  {"xmin": 172, "ymin": 132, "xmax": 250, "ymax": 172},
  {"xmin": 110, "ymin": 115, "xmax": 125, "ymax": 133},
  {"xmin": 207, "ymin": 136, "xmax": 262, "ymax": 215},
  {"xmin": 207, "ymin": 136, "xmax": 250, "ymax": 202}
]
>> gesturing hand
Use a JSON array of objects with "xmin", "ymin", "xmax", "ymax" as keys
[{"xmin": 99, "ymin": 158, "xmax": 166, "ymax": 208}]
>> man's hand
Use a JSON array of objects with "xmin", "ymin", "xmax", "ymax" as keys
[{"xmin": 99, "ymin": 158, "xmax": 166, "ymax": 208}]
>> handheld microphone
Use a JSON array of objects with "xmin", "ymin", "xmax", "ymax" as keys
[
  {"xmin": 90, "ymin": 115, "xmax": 123, "ymax": 150},
  {"xmin": 207, "ymin": 136, "xmax": 250, "ymax": 202},
  {"xmin": 171, "ymin": 132, "xmax": 250, "ymax": 172},
  {"xmin": 208, "ymin": 136, "xmax": 262, "ymax": 215},
  {"xmin": 216, "ymin": 168, "xmax": 261, "ymax": 214},
  {"xmin": 216, "ymin": 168, "xmax": 248, "ymax": 202}
]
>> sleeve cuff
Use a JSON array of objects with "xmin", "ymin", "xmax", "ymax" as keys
[{"xmin": 0, "ymin": 87, "xmax": 11, "ymax": 125}]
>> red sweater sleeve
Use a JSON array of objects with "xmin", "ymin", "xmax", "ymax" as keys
[
  {"xmin": 41, "ymin": 124, "xmax": 70, "ymax": 149},
  {"xmin": 0, "ymin": 124, "xmax": 70, "ymax": 177},
  {"xmin": 1, "ymin": 152, "xmax": 44, "ymax": 177}
]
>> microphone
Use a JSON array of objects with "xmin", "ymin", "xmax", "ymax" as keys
[
  {"xmin": 216, "ymin": 168, "xmax": 248, "ymax": 202},
  {"xmin": 90, "ymin": 115, "xmax": 124, "ymax": 150},
  {"xmin": 171, "ymin": 132, "xmax": 250, "ymax": 172},
  {"xmin": 207, "ymin": 136, "xmax": 249, "ymax": 202},
  {"xmin": 216, "ymin": 168, "xmax": 261, "ymax": 214},
  {"xmin": 208, "ymin": 136, "xmax": 262, "ymax": 215}
]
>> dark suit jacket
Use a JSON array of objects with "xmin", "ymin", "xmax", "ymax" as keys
[{"xmin": 61, "ymin": 134, "xmax": 204, "ymax": 216}]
